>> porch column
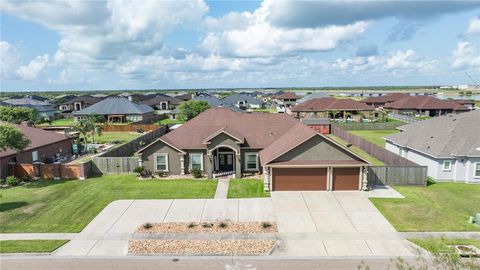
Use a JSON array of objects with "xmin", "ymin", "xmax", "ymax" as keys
[
  {"xmin": 179, "ymin": 154, "xmax": 185, "ymax": 175},
  {"xmin": 235, "ymin": 153, "xmax": 241, "ymax": 179},
  {"xmin": 206, "ymin": 154, "xmax": 213, "ymax": 179},
  {"xmin": 263, "ymin": 166, "xmax": 270, "ymax": 191},
  {"xmin": 361, "ymin": 166, "xmax": 368, "ymax": 190},
  {"xmin": 327, "ymin": 166, "xmax": 333, "ymax": 191}
]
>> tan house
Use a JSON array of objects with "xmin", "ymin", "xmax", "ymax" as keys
[
  {"xmin": 291, "ymin": 97, "xmax": 375, "ymax": 122},
  {"xmin": 136, "ymin": 108, "xmax": 369, "ymax": 191}
]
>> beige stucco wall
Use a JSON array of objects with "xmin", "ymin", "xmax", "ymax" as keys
[{"xmin": 141, "ymin": 141, "xmax": 182, "ymax": 175}]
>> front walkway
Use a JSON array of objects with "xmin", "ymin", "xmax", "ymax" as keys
[{"xmin": 214, "ymin": 178, "xmax": 230, "ymax": 199}]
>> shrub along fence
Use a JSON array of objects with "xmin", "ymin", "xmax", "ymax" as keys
[
  {"xmin": 332, "ymin": 122, "xmax": 405, "ymax": 130},
  {"xmin": 367, "ymin": 166, "xmax": 427, "ymax": 186}
]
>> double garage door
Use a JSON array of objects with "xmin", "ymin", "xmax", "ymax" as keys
[{"xmin": 272, "ymin": 167, "xmax": 360, "ymax": 191}]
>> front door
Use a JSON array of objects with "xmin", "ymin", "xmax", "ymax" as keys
[{"xmin": 218, "ymin": 154, "xmax": 234, "ymax": 171}]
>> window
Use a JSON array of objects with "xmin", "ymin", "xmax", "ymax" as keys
[
  {"xmin": 155, "ymin": 154, "xmax": 168, "ymax": 172},
  {"xmin": 399, "ymin": 148, "xmax": 404, "ymax": 157},
  {"xmin": 244, "ymin": 152, "xmax": 258, "ymax": 170},
  {"xmin": 190, "ymin": 153, "xmax": 203, "ymax": 170},
  {"xmin": 475, "ymin": 163, "xmax": 480, "ymax": 178},
  {"xmin": 442, "ymin": 160, "xmax": 451, "ymax": 171},
  {"xmin": 32, "ymin": 151, "xmax": 38, "ymax": 162}
]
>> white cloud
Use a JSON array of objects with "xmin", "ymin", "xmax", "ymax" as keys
[
  {"xmin": 0, "ymin": 41, "xmax": 21, "ymax": 79},
  {"xmin": 16, "ymin": 54, "xmax": 50, "ymax": 80},
  {"xmin": 452, "ymin": 42, "xmax": 480, "ymax": 70},
  {"xmin": 466, "ymin": 16, "xmax": 480, "ymax": 36}
]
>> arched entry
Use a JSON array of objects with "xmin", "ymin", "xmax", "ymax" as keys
[{"xmin": 208, "ymin": 145, "xmax": 239, "ymax": 177}]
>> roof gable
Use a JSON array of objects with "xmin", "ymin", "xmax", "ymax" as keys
[
  {"xmin": 73, "ymin": 97, "xmax": 153, "ymax": 115},
  {"xmin": 202, "ymin": 126, "xmax": 245, "ymax": 144}
]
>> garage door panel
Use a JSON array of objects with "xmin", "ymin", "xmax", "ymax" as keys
[
  {"xmin": 332, "ymin": 167, "xmax": 360, "ymax": 190},
  {"xmin": 273, "ymin": 168, "xmax": 327, "ymax": 191}
]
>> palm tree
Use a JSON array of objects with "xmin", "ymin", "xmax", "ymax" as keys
[{"xmin": 65, "ymin": 119, "xmax": 92, "ymax": 153}]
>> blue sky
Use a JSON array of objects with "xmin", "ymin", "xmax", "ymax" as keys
[{"xmin": 1, "ymin": 0, "xmax": 480, "ymax": 91}]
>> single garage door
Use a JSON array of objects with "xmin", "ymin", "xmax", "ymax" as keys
[
  {"xmin": 332, "ymin": 167, "xmax": 360, "ymax": 190},
  {"xmin": 273, "ymin": 168, "xmax": 327, "ymax": 191}
]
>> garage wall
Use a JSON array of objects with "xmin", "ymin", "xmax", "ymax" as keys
[{"xmin": 273, "ymin": 135, "xmax": 360, "ymax": 162}]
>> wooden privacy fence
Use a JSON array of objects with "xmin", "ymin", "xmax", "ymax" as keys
[
  {"xmin": 332, "ymin": 122, "xmax": 405, "ymax": 130},
  {"xmin": 367, "ymin": 166, "xmax": 427, "ymax": 186},
  {"xmin": 13, "ymin": 162, "xmax": 91, "ymax": 180},
  {"xmin": 91, "ymin": 157, "xmax": 138, "ymax": 174},
  {"xmin": 102, "ymin": 123, "xmax": 161, "ymax": 132},
  {"xmin": 99, "ymin": 125, "xmax": 168, "ymax": 157},
  {"xmin": 331, "ymin": 126, "xmax": 418, "ymax": 166}
]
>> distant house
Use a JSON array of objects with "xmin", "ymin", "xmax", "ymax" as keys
[
  {"xmin": 385, "ymin": 110, "xmax": 480, "ymax": 183},
  {"xmin": 136, "ymin": 108, "xmax": 369, "ymax": 191},
  {"xmin": 175, "ymin": 93, "xmax": 192, "ymax": 101},
  {"xmin": 193, "ymin": 94, "xmax": 242, "ymax": 112},
  {"xmin": 360, "ymin": 93, "xmax": 409, "ymax": 108},
  {"xmin": 453, "ymin": 99, "xmax": 476, "ymax": 110},
  {"xmin": 58, "ymin": 95, "xmax": 102, "ymax": 112},
  {"xmin": 3, "ymin": 97, "xmax": 57, "ymax": 120},
  {"xmin": 296, "ymin": 92, "xmax": 330, "ymax": 104},
  {"xmin": 274, "ymin": 92, "xmax": 301, "ymax": 106},
  {"xmin": 142, "ymin": 94, "xmax": 183, "ymax": 111},
  {"xmin": 222, "ymin": 93, "xmax": 263, "ymax": 110},
  {"xmin": 291, "ymin": 98, "xmax": 375, "ymax": 122},
  {"xmin": 384, "ymin": 96, "xmax": 470, "ymax": 117},
  {"xmin": 0, "ymin": 123, "xmax": 73, "ymax": 179},
  {"xmin": 73, "ymin": 97, "xmax": 154, "ymax": 123}
]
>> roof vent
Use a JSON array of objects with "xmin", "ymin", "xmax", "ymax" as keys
[
  {"xmin": 269, "ymin": 131, "xmax": 274, "ymax": 136},
  {"xmin": 452, "ymin": 119, "xmax": 457, "ymax": 121},
  {"xmin": 427, "ymin": 146, "xmax": 430, "ymax": 149},
  {"xmin": 430, "ymin": 136, "xmax": 434, "ymax": 139}
]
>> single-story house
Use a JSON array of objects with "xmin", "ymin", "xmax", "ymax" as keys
[
  {"xmin": 58, "ymin": 95, "xmax": 102, "ymax": 112},
  {"xmin": 274, "ymin": 92, "xmax": 301, "ymax": 107},
  {"xmin": 385, "ymin": 110, "xmax": 480, "ymax": 183},
  {"xmin": 2, "ymin": 97, "xmax": 57, "ymax": 120},
  {"xmin": 136, "ymin": 108, "xmax": 369, "ymax": 191},
  {"xmin": 453, "ymin": 99, "xmax": 476, "ymax": 110},
  {"xmin": 291, "ymin": 98, "xmax": 375, "ymax": 122},
  {"xmin": 222, "ymin": 93, "xmax": 263, "ymax": 110},
  {"xmin": 73, "ymin": 97, "xmax": 154, "ymax": 123},
  {"xmin": 384, "ymin": 96, "xmax": 470, "ymax": 116},
  {"xmin": 142, "ymin": 94, "xmax": 183, "ymax": 111},
  {"xmin": 0, "ymin": 123, "xmax": 73, "ymax": 179},
  {"xmin": 360, "ymin": 93, "xmax": 409, "ymax": 108}
]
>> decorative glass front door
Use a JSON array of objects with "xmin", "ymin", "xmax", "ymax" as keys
[{"xmin": 218, "ymin": 153, "xmax": 234, "ymax": 171}]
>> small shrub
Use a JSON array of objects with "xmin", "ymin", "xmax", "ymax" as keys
[
  {"xmin": 261, "ymin": 222, "xmax": 272, "ymax": 229},
  {"xmin": 201, "ymin": 222, "xmax": 214, "ymax": 228},
  {"xmin": 140, "ymin": 169, "xmax": 152, "ymax": 178},
  {"xmin": 0, "ymin": 178, "xmax": 6, "ymax": 186},
  {"xmin": 6, "ymin": 176, "xmax": 19, "ymax": 186},
  {"xmin": 21, "ymin": 174, "xmax": 33, "ymax": 182},
  {"xmin": 134, "ymin": 166, "xmax": 145, "ymax": 175},
  {"xmin": 187, "ymin": 222, "xmax": 197, "ymax": 228},
  {"xmin": 190, "ymin": 168, "xmax": 202, "ymax": 178},
  {"xmin": 156, "ymin": 170, "xmax": 166, "ymax": 177},
  {"xmin": 143, "ymin": 223, "xmax": 153, "ymax": 229},
  {"xmin": 218, "ymin": 222, "xmax": 228, "ymax": 228}
]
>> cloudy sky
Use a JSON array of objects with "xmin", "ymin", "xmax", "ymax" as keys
[{"xmin": 1, "ymin": 0, "xmax": 480, "ymax": 91}]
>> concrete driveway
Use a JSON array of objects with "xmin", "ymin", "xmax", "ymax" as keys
[{"xmin": 271, "ymin": 191, "xmax": 414, "ymax": 257}]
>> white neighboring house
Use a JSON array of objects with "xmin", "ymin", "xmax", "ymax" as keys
[{"xmin": 385, "ymin": 110, "xmax": 480, "ymax": 183}]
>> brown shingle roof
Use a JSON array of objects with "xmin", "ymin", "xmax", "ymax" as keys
[
  {"xmin": 275, "ymin": 92, "xmax": 301, "ymax": 100},
  {"xmin": 291, "ymin": 98, "xmax": 374, "ymax": 112},
  {"xmin": 360, "ymin": 93, "xmax": 409, "ymax": 104},
  {"xmin": 384, "ymin": 96, "xmax": 470, "ymax": 111},
  {"xmin": 0, "ymin": 123, "xmax": 72, "ymax": 158}
]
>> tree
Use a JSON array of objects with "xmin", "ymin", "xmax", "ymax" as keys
[
  {"xmin": 0, "ymin": 123, "xmax": 31, "ymax": 152},
  {"xmin": 0, "ymin": 106, "xmax": 39, "ymax": 124},
  {"xmin": 177, "ymin": 100, "xmax": 210, "ymax": 121},
  {"xmin": 65, "ymin": 114, "xmax": 103, "ymax": 151}
]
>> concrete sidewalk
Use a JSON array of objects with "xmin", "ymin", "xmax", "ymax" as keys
[{"xmin": 214, "ymin": 178, "xmax": 230, "ymax": 199}]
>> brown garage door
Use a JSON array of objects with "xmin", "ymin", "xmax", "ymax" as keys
[
  {"xmin": 273, "ymin": 168, "xmax": 327, "ymax": 191},
  {"xmin": 332, "ymin": 167, "xmax": 360, "ymax": 190}
]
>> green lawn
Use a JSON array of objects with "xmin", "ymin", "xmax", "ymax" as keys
[
  {"xmin": 158, "ymin": 118, "xmax": 185, "ymax": 125},
  {"xmin": 327, "ymin": 135, "xmax": 385, "ymax": 165},
  {"xmin": 227, "ymin": 179, "xmax": 270, "ymax": 198},
  {"xmin": 0, "ymin": 175, "xmax": 217, "ymax": 233},
  {"xmin": 409, "ymin": 238, "xmax": 480, "ymax": 253},
  {"xmin": 38, "ymin": 118, "xmax": 75, "ymax": 126},
  {"xmin": 86, "ymin": 132, "xmax": 142, "ymax": 144},
  {"xmin": 371, "ymin": 181, "xmax": 480, "ymax": 232},
  {"xmin": 348, "ymin": 130, "xmax": 399, "ymax": 148},
  {"xmin": 0, "ymin": 240, "xmax": 69, "ymax": 254}
]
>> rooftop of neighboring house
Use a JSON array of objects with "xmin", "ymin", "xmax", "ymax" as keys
[
  {"xmin": 291, "ymin": 97, "xmax": 374, "ymax": 112},
  {"xmin": 192, "ymin": 95, "xmax": 243, "ymax": 112},
  {"xmin": 142, "ymin": 94, "xmax": 183, "ymax": 106},
  {"xmin": 3, "ymin": 97, "xmax": 51, "ymax": 106},
  {"xmin": 55, "ymin": 94, "xmax": 78, "ymax": 101},
  {"xmin": 453, "ymin": 99, "xmax": 475, "ymax": 105},
  {"xmin": 72, "ymin": 97, "xmax": 153, "ymax": 116},
  {"xmin": 385, "ymin": 110, "xmax": 480, "ymax": 158},
  {"xmin": 360, "ymin": 93, "xmax": 410, "ymax": 104},
  {"xmin": 297, "ymin": 92, "xmax": 331, "ymax": 103},
  {"xmin": 222, "ymin": 93, "xmax": 263, "ymax": 106},
  {"xmin": 384, "ymin": 95, "xmax": 470, "ymax": 111},
  {"xmin": 275, "ymin": 92, "xmax": 301, "ymax": 100},
  {"xmin": 65, "ymin": 95, "xmax": 102, "ymax": 105},
  {"xmin": 174, "ymin": 93, "xmax": 192, "ymax": 101},
  {"xmin": 0, "ymin": 123, "xmax": 72, "ymax": 158}
]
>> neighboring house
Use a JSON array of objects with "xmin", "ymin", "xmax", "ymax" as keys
[
  {"xmin": 175, "ymin": 93, "xmax": 192, "ymax": 101},
  {"xmin": 384, "ymin": 96, "xmax": 470, "ymax": 116},
  {"xmin": 3, "ymin": 97, "xmax": 57, "ymax": 120},
  {"xmin": 73, "ymin": 97, "xmax": 154, "ymax": 123},
  {"xmin": 193, "ymin": 94, "xmax": 243, "ymax": 112},
  {"xmin": 296, "ymin": 92, "xmax": 330, "ymax": 104},
  {"xmin": 0, "ymin": 123, "xmax": 73, "ymax": 179},
  {"xmin": 360, "ymin": 93, "xmax": 409, "ymax": 108},
  {"xmin": 136, "ymin": 108, "xmax": 369, "ymax": 191},
  {"xmin": 142, "ymin": 94, "xmax": 183, "ymax": 111},
  {"xmin": 385, "ymin": 110, "xmax": 480, "ymax": 183},
  {"xmin": 301, "ymin": 118, "xmax": 331, "ymax": 134},
  {"xmin": 291, "ymin": 98, "xmax": 375, "ymax": 122},
  {"xmin": 58, "ymin": 95, "xmax": 101, "ymax": 112},
  {"xmin": 274, "ymin": 92, "xmax": 301, "ymax": 106},
  {"xmin": 453, "ymin": 99, "xmax": 476, "ymax": 110},
  {"xmin": 222, "ymin": 93, "xmax": 263, "ymax": 110}
]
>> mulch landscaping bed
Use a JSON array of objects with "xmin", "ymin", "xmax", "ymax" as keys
[
  {"xmin": 136, "ymin": 222, "xmax": 278, "ymax": 234},
  {"xmin": 129, "ymin": 239, "xmax": 276, "ymax": 255}
]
